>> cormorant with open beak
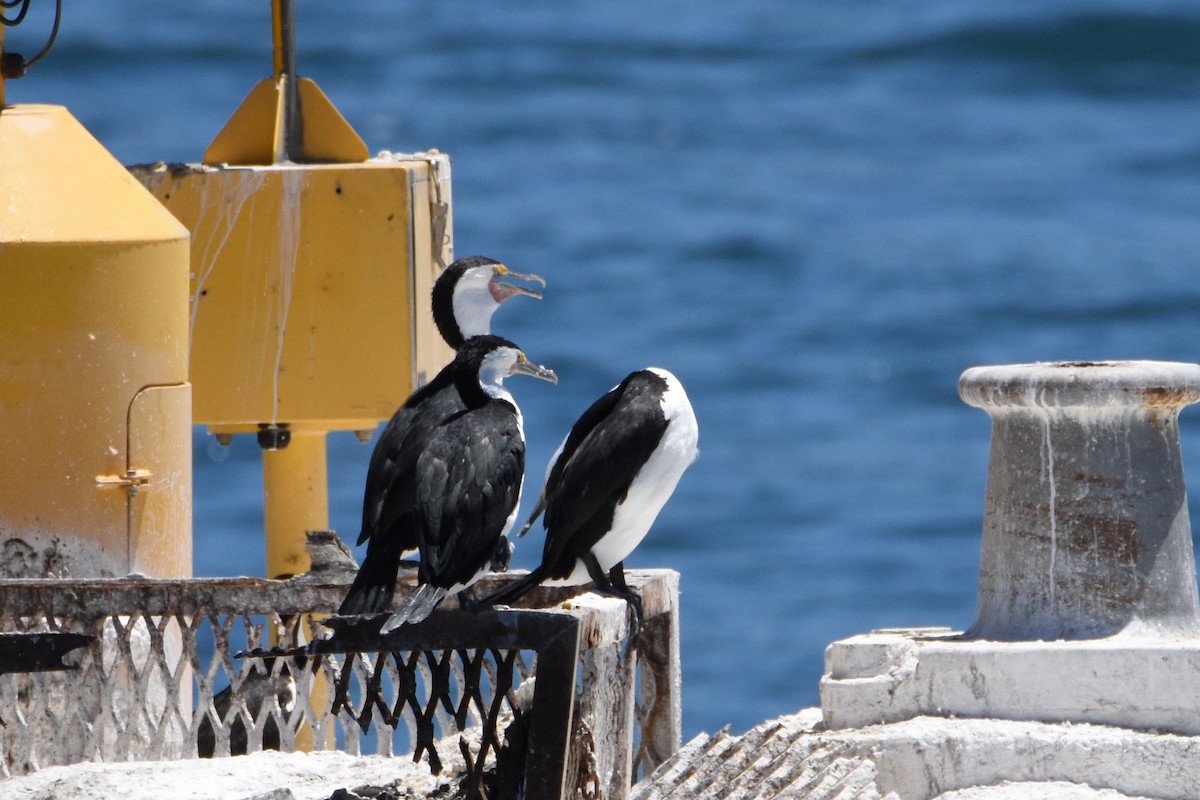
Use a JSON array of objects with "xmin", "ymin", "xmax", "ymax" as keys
[{"xmin": 339, "ymin": 258, "xmax": 543, "ymax": 616}]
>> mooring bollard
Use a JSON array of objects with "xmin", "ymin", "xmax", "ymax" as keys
[
  {"xmin": 823, "ymin": 360, "xmax": 1200, "ymax": 734},
  {"xmin": 959, "ymin": 360, "xmax": 1200, "ymax": 640}
]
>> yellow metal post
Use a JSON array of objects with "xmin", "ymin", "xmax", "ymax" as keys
[
  {"xmin": 261, "ymin": 431, "xmax": 329, "ymax": 580},
  {"xmin": 0, "ymin": 103, "xmax": 192, "ymax": 578},
  {"xmin": 262, "ymin": 427, "xmax": 329, "ymax": 751}
]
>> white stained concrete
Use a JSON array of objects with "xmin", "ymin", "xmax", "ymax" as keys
[
  {"xmin": 632, "ymin": 710, "xmax": 1198, "ymax": 800},
  {"xmin": 958, "ymin": 361, "xmax": 1200, "ymax": 642},
  {"xmin": 0, "ymin": 750, "xmax": 450, "ymax": 800},
  {"xmin": 821, "ymin": 628, "xmax": 1200, "ymax": 735},
  {"xmin": 934, "ymin": 784, "xmax": 1158, "ymax": 800},
  {"xmin": 852, "ymin": 716, "xmax": 1200, "ymax": 800}
]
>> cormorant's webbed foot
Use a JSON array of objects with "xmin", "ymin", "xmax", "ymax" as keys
[
  {"xmin": 584, "ymin": 557, "xmax": 643, "ymax": 647},
  {"xmin": 457, "ymin": 592, "xmax": 481, "ymax": 614},
  {"xmin": 609, "ymin": 563, "xmax": 643, "ymax": 647}
]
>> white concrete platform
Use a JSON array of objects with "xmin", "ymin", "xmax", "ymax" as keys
[
  {"xmin": 0, "ymin": 750, "xmax": 447, "ymax": 800},
  {"xmin": 631, "ymin": 710, "xmax": 1199, "ymax": 800},
  {"xmin": 821, "ymin": 627, "xmax": 1200, "ymax": 735}
]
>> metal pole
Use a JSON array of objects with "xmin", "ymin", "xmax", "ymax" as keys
[
  {"xmin": 271, "ymin": 0, "xmax": 300, "ymax": 161},
  {"xmin": 261, "ymin": 430, "xmax": 329, "ymax": 581}
]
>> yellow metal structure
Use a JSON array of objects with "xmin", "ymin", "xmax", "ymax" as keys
[
  {"xmin": 132, "ymin": 0, "xmax": 454, "ymax": 583},
  {"xmin": 135, "ymin": 155, "xmax": 452, "ymax": 579},
  {"xmin": 203, "ymin": 0, "xmax": 367, "ymax": 166},
  {"xmin": 262, "ymin": 432, "xmax": 329, "ymax": 580},
  {"xmin": 138, "ymin": 163, "xmax": 439, "ymax": 429},
  {"xmin": 0, "ymin": 104, "xmax": 193, "ymax": 578},
  {"xmin": 204, "ymin": 77, "xmax": 368, "ymax": 166}
]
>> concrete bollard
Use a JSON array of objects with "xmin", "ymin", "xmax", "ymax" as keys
[
  {"xmin": 959, "ymin": 360, "xmax": 1200, "ymax": 641},
  {"xmin": 822, "ymin": 360, "xmax": 1200, "ymax": 734}
]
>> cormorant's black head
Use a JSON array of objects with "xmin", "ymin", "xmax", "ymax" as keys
[
  {"xmin": 452, "ymin": 335, "xmax": 558, "ymax": 407},
  {"xmin": 432, "ymin": 257, "xmax": 545, "ymax": 349}
]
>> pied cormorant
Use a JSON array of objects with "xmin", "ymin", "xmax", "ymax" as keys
[
  {"xmin": 339, "ymin": 257, "xmax": 543, "ymax": 616},
  {"xmin": 196, "ymin": 658, "xmax": 297, "ymax": 757},
  {"xmin": 480, "ymin": 368, "xmax": 698, "ymax": 636},
  {"xmin": 380, "ymin": 336, "xmax": 558, "ymax": 632}
]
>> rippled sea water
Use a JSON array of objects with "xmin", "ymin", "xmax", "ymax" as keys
[{"xmin": 14, "ymin": 0, "xmax": 1200, "ymax": 735}]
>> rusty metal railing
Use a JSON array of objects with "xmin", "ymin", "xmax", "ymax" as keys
[{"xmin": 0, "ymin": 568, "xmax": 680, "ymax": 800}]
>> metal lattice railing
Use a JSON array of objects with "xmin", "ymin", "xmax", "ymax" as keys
[{"xmin": 0, "ymin": 569, "xmax": 681, "ymax": 800}]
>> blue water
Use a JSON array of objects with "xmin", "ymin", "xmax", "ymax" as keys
[{"xmin": 14, "ymin": 1, "xmax": 1200, "ymax": 737}]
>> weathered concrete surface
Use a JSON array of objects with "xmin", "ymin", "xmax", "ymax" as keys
[
  {"xmin": 633, "ymin": 711, "xmax": 1200, "ymax": 800},
  {"xmin": 934, "ymin": 784, "xmax": 1156, "ymax": 800},
  {"xmin": 822, "ymin": 627, "xmax": 1200, "ymax": 735},
  {"xmin": 0, "ymin": 750, "xmax": 452, "ymax": 800}
]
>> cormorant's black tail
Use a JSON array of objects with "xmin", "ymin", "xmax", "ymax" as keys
[
  {"xmin": 478, "ymin": 566, "xmax": 548, "ymax": 610},
  {"xmin": 338, "ymin": 537, "xmax": 401, "ymax": 616},
  {"xmin": 380, "ymin": 584, "xmax": 448, "ymax": 633}
]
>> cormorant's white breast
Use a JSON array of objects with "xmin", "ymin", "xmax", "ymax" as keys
[
  {"xmin": 536, "ymin": 368, "xmax": 698, "ymax": 584},
  {"xmin": 480, "ymin": 367, "xmax": 698, "ymax": 630}
]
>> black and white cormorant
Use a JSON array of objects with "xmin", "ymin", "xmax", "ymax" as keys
[
  {"xmin": 338, "ymin": 257, "xmax": 544, "ymax": 617},
  {"xmin": 480, "ymin": 368, "xmax": 698, "ymax": 634},
  {"xmin": 379, "ymin": 335, "xmax": 558, "ymax": 632},
  {"xmin": 197, "ymin": 658, "xmax": 297, "ymax": 758}
]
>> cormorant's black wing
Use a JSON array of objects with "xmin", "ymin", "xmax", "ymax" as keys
[
  {"xmin": 540, "ymin": 371, "xmax": 669, "ymax": 574},
  {"xmin": 414, "ymin": 401, "xmax": 526, "ymax": 589},
  {"xmin": 358, "ymin": 366, "xmax": 461, "ymax": 548},
  {"xmin": 341, "ymin": 366, "xmax": 464, "ymax": 615},
  {"xmin": 516, "ymin": 375, "xmax": 629, "ymax": 537}
]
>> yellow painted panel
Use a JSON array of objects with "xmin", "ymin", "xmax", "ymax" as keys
[
  {"xmin": 128, "ymin": 383, "xmax": 194, "ymax": 578},
  {"xmin": 136, "ymin": 161, "xmax": 423, "ymax": 428},
  {"xmin": 409, "ymin": 154, "xmax": 455, "ymax": 388},
  {"xmin": 294, "ymin": 79, "xmax": 370, "ymax": 164},
  {"xmin": 202, "ymin": 78, "xmax": 281, "ymax": 166}
]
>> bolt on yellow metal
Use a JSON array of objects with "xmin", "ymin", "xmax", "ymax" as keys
[{"xmin": 0, "ymin": 103, "xmax": 193, "ymax": 578}]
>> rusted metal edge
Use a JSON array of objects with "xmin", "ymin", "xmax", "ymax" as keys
[
  {"xmin": 316, "ymin": 606, "xmax": 581, "ymax": 654},
  {"xmin": 0, "ymin": 570, "xmax": 680, "ymax": 797},
  {"xmin": 243, "ymin": 604, "xmax": 584, "ymax": 800},
  {"xmin": 0, "ymin": 569, "xmax": 677, "ymax": 620}
]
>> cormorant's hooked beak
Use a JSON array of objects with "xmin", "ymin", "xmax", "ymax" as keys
[
  {"xmin": 490, "ymin": 266, "xmax": 546, "ymax": 302},
  {"xmin": 511, "ymin": 357, "xmax": 558, "ymax": 384}
]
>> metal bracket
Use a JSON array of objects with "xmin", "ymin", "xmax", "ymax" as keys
[
  {"xmin": 0, "ymin": 632, "xmax": 92, "ymax": 674},
  {"xmin": 95, "ymin": 468, "xmax": 153, "ymax": 496}
]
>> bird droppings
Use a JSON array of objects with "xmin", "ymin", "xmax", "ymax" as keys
[{"xmin": 0, "ymin": 744, "xmax": 472, "ymax": 800}]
